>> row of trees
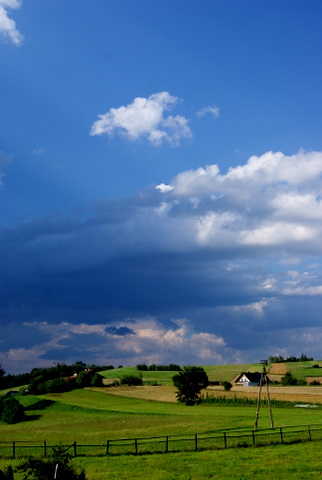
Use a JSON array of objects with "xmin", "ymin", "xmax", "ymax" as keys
[
  {"xmin": 268, "ymin": 354, "xmax": 314, "ymax": 363},
  {"xmin": 28, "ymin": 370, "xmax": 103, "ymax": 395},
  {"xmin": 0, "ymin": 361, "xmax": 113, "ymax": 391},
  {"xmin": 136, "ymin": 363, "xmax": 181, "ymax": 371}
]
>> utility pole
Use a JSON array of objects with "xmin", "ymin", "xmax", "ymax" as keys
[{"xmin": 254, "ymin": 360, "xmax": 274, "ymax": 431}]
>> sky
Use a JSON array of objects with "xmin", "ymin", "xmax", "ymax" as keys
[{"xmin": 1, "ymin": 1, "xmax": 322, "ymax": 374}]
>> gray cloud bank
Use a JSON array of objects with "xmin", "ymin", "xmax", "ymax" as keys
[{"xmin": 2, "ymin": 150, "xmax": 322, "ymax": 373}]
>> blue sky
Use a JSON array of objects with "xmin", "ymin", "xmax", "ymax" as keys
[{"xmin": 1, "ymin": 1, "xmax": 322, "ymax": 374}]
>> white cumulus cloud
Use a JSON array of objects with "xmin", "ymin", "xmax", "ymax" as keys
[
  {"xmin": 170, "ymin": 150, "xmax": 322, "ymax": 196},
  {"xmin": 90, "ymin": 92, "xmax": 192, "ymax": 146},
  {"xmin": 197, "ymin": 105, "xmax": 220, "ymax": 118},
  {"xmin": 0, "ymin": 0, "xmax": 23, "ymax": 45},
  {"xmin": 282, "ymin": 285, "xmax": 322, "ymax": 296}
]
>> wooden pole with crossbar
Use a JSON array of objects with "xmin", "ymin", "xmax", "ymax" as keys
[{"xmin": 254, "ymin": 360, "xmax": 274, "ymax": 431}]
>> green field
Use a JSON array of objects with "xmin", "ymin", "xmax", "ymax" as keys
[
  {"xmin": 100, "ymin": 364, "xmax": 263, "ymax": 385},
  {"xmin": 285, "ymin": 361, "xmax": 322, "ymax": 381},
  {"xmin": 101, "ymin": 361, "xmax": 322, "ymax": 386},
  {"xmin": 1, "ymin": 385, "xmax": 322, "ymax": 479},
  {"xmin": 100, "ymin": 367, "xmax": 179, "ymax": 385}
]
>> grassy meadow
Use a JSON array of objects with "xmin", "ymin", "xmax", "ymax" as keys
[
  {"xmin": 101, "ymin": 361, "xmax": 322, "ymax": 385},
  {"xmin": 2, "ymin": 363, "xmax": 322, "ymax": 479},
  {"xmin": 99, "ymin": 364, "xmax": 263, "ymax": 385},
  {"xmin": 286, "ymin": 360, "xmax": 322, "ymax": 381}
]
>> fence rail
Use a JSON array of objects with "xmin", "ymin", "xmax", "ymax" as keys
[{"xmin": 1, "ymin": 424, "xmax": 322, "ymax": 459}]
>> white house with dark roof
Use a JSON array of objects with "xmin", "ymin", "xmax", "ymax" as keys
[{"xmin": 235, "ymin": 372, "xmax": 264, "ymax": 387}]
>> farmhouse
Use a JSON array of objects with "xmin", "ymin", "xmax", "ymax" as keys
[{"xmin": 235, "ymin": 372, "xmax": 265, "ymax": 387}]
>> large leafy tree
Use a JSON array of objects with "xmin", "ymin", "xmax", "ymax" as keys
[{"xmin": 172, "ymin": 366, "xmax": 208, "ymax": 405}]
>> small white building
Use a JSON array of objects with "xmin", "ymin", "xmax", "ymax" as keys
[{"xmin": 235, "ymin": 372, "xmax": 263, "ymax": 387}]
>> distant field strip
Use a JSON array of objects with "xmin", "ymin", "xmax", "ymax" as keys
[
  {"xmin": 269, "ymin": 363, "xmax": 287, "ymax": 375},
  {"xmin": 2, "ymin": 424, "xmax": 322, "ymax": 459},
  {"xmin": 91, "ymin": 385, "xmax": 322, "ymax": 405}
]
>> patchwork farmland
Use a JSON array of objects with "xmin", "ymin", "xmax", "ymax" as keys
[{"xmin": 2, "ymin": 361, "xmax": 322, "ymax": 479}]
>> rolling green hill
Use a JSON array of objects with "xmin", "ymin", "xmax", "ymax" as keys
[
  {"xmin": 99, "ymin": 361, "xmax": 322, "ymax": 385},
  {"xmin": 100, "ymin": 363, "xmax": 270, "ymax": 385}
]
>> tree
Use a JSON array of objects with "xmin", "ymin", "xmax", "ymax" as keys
[
  {"xmin": 172, "ymin": 366, "xmax": 208, "ymax": 405},
  {"xmin": 119, "ymin": 374, "xmax": 143, "ymax": 386}
]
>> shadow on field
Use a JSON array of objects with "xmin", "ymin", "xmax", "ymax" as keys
[
  {"xmin": 25, "ymin": 399, "xmax": 55, "ymax": 411},
  {"xmin": 23, "ymin": 414, "xmax": 42, "ymax": 421}
]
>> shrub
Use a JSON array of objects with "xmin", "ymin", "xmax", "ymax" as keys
[
  {"xmin": 310, "ymin": 380, "xmax": 321, "ymax": 385},
  {"xmin": 15, "ymin": 444, "xmax": 87, "ymax": 480},
  {"xmin": 222, "ymin": 381, "xmax": 233, "ymax": 391},
  {"xmin": 281, "ymin": 372, "xmax": 298, "ymax": 386},
  {"xmin": 1, "ymin": 397, "xmax": 24, "ymax": 424},
  {"xmin": 119, "ymin": 374, "xmax": 143, "ymax": 386},
  {"xmin": 5, "ymin": 465, "xmax": 14, "ymax": 480},
  {"xmin": 0, "ymin": 466, "xmax": 14, "ymax": 480},
  {"xmin": 297, "ymin": 379, "xmax": 307, "ymax": 386},
  {"xmin": 90, "ymin": 373, "xmax": 103, "ymax": 387}
]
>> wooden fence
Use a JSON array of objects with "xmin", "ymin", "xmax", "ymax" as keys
[{"xmin": 1, "ymin": 424, "xmax": 322, "ymax": 459}]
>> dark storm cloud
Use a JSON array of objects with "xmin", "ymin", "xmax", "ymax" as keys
[
  {"xmin": 2, "ymin": 150, "xmax": 322, "ymax": 372},
  {"xmin": 105, "ymin": 326, "xmax": 135, "ymax": 336},
  {"xmin": 0, "ymin": 322, "xmax": 50, "ymax": 349}
]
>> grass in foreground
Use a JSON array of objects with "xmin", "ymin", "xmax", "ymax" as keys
[{"xmin": 2, "ymin": 440, "xmax": 322, "ymax": 480}]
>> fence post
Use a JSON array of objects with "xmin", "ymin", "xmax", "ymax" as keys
[
  {"xmin": 195, "ymin": 434, "xmax": 198, "ymax": 452},
  {"xmin": 279, "ymin": 427, "xmax": 283, "ymax": 444},
  {"xmin": 44, "ymin": 440, "xmax": 47, "ymax": 457},
  {"xmin": 73, "ymin": 441, "xmax": 77, "ymax": 457},
  {"xmin": 135, "ymin": 439, "xmax": 138, "ymax": 456},
  {"xmin": 106, "ymin": 440, "xmax": 110, "ymax": 455},
  {"xmin": 252, "ymin": 430, "xmax": 255, "ymax": 446},
  {"xmin": 308, "ymin": 426, "xmax": 312, "ymax": 441},
  {"xmin": 223, "ymin": 432, "xmax": 227, "ymax": 448},
  {"xmin": 12, "ymin": 442, "xmax": 15, "ymax": 459},
  {"xmin": 165, "ymin": 436, "xmax": 168, "ymax": 453}
]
